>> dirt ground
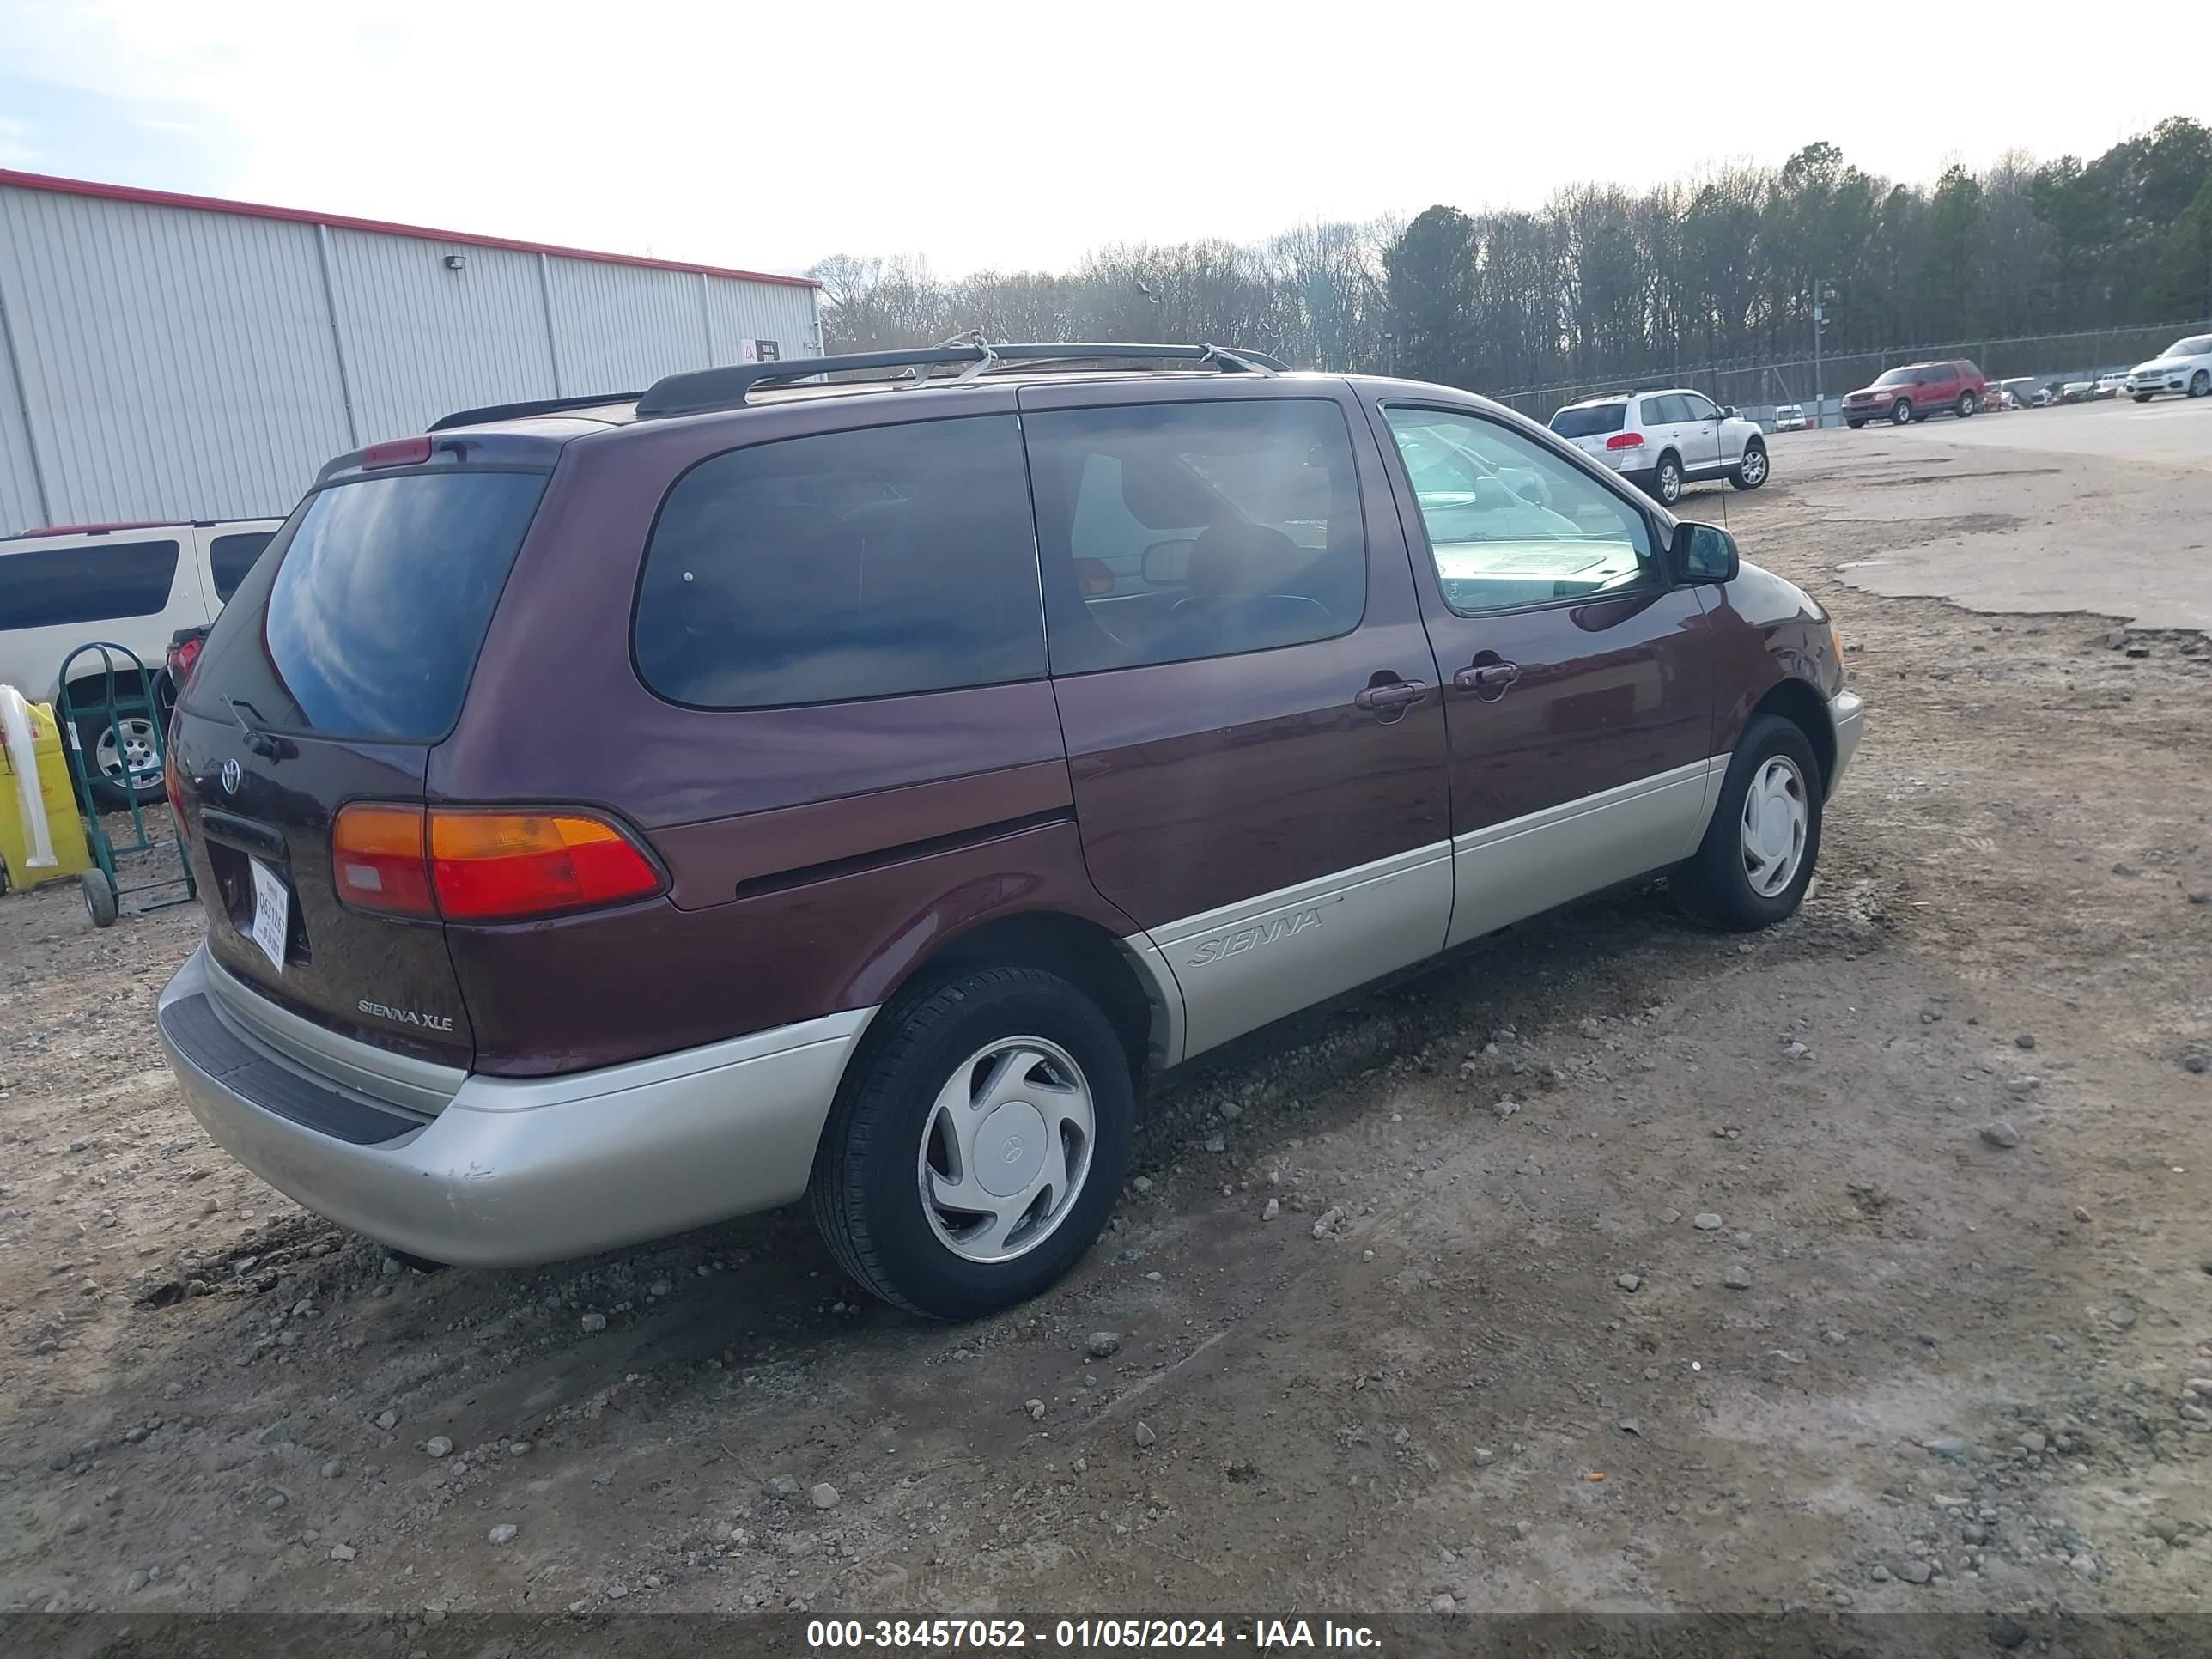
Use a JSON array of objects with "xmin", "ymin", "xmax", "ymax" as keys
[{"xmin": 3, "ymin": 418, "xmax": 2209, "ymax": 1633}]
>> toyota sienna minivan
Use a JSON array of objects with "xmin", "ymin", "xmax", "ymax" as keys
[{"xmin": 156, "ymin": 341, "xmax": 1863, "ymax": 1318}]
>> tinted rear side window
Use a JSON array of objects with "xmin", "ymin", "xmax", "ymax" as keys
[
  {"xmin": 0, "ymin": 538, "xmax": 179, "ymax": 630},
  {"xmin": 634, "ymin": 415, "xmax": 1045, "ymax": 709},
  {"xmin": 1548, "ymin": 404, "xmax": 1626, "ymax": 438},
  {"xmin": 209, "ymin": 531, "xmax": 275, "ymax": 602},
  {"xmin": 1025, "ymin": 398, "xmax": 1366, "ymax": 675},
  {"xmin": 184, "ymin": 471, "xmax": 547, "ymax": 739}
]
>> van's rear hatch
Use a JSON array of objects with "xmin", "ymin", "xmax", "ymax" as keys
[{"xmin": 170, "ymin": 448, "xmax": 553, "ymax": 1066}]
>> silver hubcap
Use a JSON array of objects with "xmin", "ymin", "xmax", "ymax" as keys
[
  {"xmin": 94, "ymin": 718, "xmax": 161, "ymax": 782},
  {"xmin": 1742, "ymin": 447, "xmax": 1765, "ymax": 483},
  {"xmin": 1740, "ymin": 756, "xmax": 1808, "ymax": 898},
  {"xmin": 1893, "ymin": 402, "xmax": 1911, "ymax": 423},
  {"xmin": 1660, "ymin": 464, "xmax": 1679, "ymax": 500},
  {"xmin": 919, "ymin": 1036, "xmax": 1095, "ymax": 1264}
]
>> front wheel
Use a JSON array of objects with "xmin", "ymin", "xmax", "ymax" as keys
[
  {"xmin": 1730, "ymin": 441, "xmax": 1769, "ymax": 490},
  {"xmin": 810, "ymin": 966, "xmax": 1133, "ymax": 1319},
  {"xmin": 1890, "ymin": 398, "xmax": 1915, "ymax": 426},
  {"xmin": 1956, "ymin": 391, "xmax": 1978, "ymax": 418},
  {"xmin": 1846, "ymin": 419, "xmax": 1866, "ymax": 430},
  {"xmin": 2191, "ymin": 371, "xmax": 2210, "ymax": 398},
  {"xmin": 1650, "ymin": 453, "xmax": 1684, "ymax": 506},
  {"xmin": 1671, "ymin": 714, "xmax": 1823, "ymax": 932}
]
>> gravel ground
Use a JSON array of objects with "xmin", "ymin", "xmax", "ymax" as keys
[{"xmin": 3, "ymin": 428, "xmax": 2209, "ymax": 1627}]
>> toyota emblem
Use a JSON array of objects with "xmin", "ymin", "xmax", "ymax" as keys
[{"xmin": 221, "ymin": 757, "xmax": 242, "ymax": 795}]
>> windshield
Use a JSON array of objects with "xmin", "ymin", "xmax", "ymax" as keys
[
  {"xmin": 185, "ymin": 468, "xmax": 549, "ymax": 741},
  {"xmin": 1872, "ymin": 368, "xmax": 1914, "ymax": 387},
  {"xmin": 2160, "ymin": 337, "xmax": 2211, "ymax": 359},
  {"xmin": 1547, "ymin": 403, "xmax": 1626, "ymax": 438}
]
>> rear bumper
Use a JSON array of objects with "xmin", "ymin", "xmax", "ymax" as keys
[
  {"xmin": 1827, "ymin": 690, "xmax": 1865, "ymax": 798},
  {"xmin": 156, "ymin": 944, "xmax": 873, "ymax": 1267}
]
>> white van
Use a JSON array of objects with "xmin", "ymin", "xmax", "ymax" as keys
[{"xmin": 0, "ymin": 519, "xmax": 284, "ymax": 804}]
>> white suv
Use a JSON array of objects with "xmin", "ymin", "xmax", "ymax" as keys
[
  {"xmin": 2127, "ymin": 335, "xmax": 2212, "ymax": 401},
  {"xmin": 1548, "ymin": 388, "xmax": 1770, "ymax": 506},
  {"xmin": 0, "ymin": 518, "xmax": 283, "ymax": 804}
]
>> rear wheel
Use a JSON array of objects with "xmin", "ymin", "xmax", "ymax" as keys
[
  {"xmin": 1650, "ymin": 452, "xmax": 1684, "ymax": 506},
  {"xmin": 1890, "ymin": 398, "xmax": 1915, "ymax": 426},
  {"xmin": 1730, "ymin": 441, "xmax": 1769, "ymax": 490},
  {"xmin": 73, "ymin": 710, "xmax": 165, "ymax": 809},
  {"xmin": 1956, "ymin": 391, "xmax": 1978, "ymax": 418},
  {"xmin": 2191, "ymin": 370, "xmax": 2210, "ymax": 398},
  {"xmin": 1671, "ymin": 714, "xmax": 1822, "ymax": 932},
  {"xmin": 810, "ymin": 966, "xmax": 1133, "ymax": 1319}
]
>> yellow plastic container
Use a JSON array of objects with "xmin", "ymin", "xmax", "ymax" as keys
[{"xmin": 0, "ymin": 698, "xmax": 93, "ymax": 893}]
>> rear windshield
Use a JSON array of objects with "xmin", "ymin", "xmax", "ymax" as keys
[
  {"xmin": 185, "ymin": 469, "xmax": 547, "ymax": 741},
  {"xmin": 1547, "ymin": 404, "xmax": 1626, "ymax": 438}
]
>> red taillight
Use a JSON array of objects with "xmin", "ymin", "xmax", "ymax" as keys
[
  {"xmin": 1605, "ymin": 432, "xmax": 1645, "ymax": 450},
  {"xmin": 168, "ymin": 635, "xmax": 204, "ymax": 696},
  {"xmin": 362, "ymin": 435, "xmax": 433, "ymax": 469},
  {"xmin": 332, "ymin": 804, "xmax": 661, "ymax": 921},
  {"xmin": 332, "ymin": 804, "xmax": 437, "ymax": 918}
]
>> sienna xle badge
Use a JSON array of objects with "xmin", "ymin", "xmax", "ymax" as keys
[{"xmin": 156, "ymin": 340, "xmax": 1862, "ymax": 1319}]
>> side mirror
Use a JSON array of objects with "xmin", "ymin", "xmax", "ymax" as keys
[
  {"xmin": 1672, "ymin": 521, "xmax": 1739, "ymax": 586},
  {"xmin": 1722, "ymin": 405, "xmax": 1739, "ymax": 419},
  {"xmin": 1141, "ymin": 539, "xmax": 1194, "ymax": 586}
]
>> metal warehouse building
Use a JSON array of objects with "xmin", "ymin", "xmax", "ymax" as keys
[{"xmin": 0, "ymin": 170, "xmax": 823, "ymax": 535}]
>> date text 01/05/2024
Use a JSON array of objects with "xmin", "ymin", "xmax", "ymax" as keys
[{"xmin": 803, "ymin": 1619, "xmax": 1382, "ymax": 1650}]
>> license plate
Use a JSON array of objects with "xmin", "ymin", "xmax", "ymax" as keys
[{"xmin": 248, "ymin": 858, "xmax": 290, "ymax": 972}]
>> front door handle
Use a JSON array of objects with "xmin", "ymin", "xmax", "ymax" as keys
[
  {"xmin": 1352, "ymin": 679, "xmax": 1429, "ymax": 713},
  {"xmin": 1453, "ymin": 661, "xmax": 1522, "ymax": 693}
]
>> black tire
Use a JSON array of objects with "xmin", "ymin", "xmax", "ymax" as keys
[
  {"xmin": 1889, "ymin": 398, "xmax": 1914, "ymax": 426},
  {"xmin": 1845, "ymin": 419, "xmax": 1866, "ymax": 430},
  {"xmin": 2133, "ymin": 393, "xmax": 2154, "ymax": 404},
  {"xmin": 1729, "ymin": 440, "xmax": 1769, "ymax": 490},
  {"xmin": 1956, "ymin": 391, "xmax": 1978, "ymax": 418},
  {"xmin": 1670, "ymin": 714, "xmax": 1823, "ymax": 933},
  {"xmin": 71, "ymin": 708, "xmax": 164, "ymax": 810},
  {"xmin": 810, "ymin": 966, "xmax": 1133, "ymax": 1320},
  {"xmin": 1649, "ymin": 452, "xmax": 1684, "ymax": 506},
  {"xmin": 82, "ymin": 869, "xmax": 118, "ymax": 928},
  {"xmin": 2191, "ymin": 371, "xmax": 2210, "ymax": 398}
]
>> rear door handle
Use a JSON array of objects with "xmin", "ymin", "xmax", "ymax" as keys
[
  {"xmin": 1453, "ymin": 662, "xmax": 1522, "ymax": 692},
  {"xmin": 1352, "ymin": 679, "xmax": 1429, "ymax": 712}
]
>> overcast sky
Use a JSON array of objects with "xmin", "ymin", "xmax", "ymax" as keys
[{"xmin": 3, "ymin": 1, "xmax": 2206, "ymax": 278}]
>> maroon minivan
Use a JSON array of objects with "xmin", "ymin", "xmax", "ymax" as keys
[{"xmin": 155, "ymin": 342, "xmax": 1863, "ymax": 1318}]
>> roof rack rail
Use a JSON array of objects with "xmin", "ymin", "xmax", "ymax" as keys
[
  {"xmin": 428, "ymin": 392, "xmax": 641, "ymax": 432},
  {"xmin": 635, "ymin": 341, "xmax": 1286, "ymax": 419}
]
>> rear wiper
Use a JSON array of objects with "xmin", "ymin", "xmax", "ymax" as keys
[{"xmin": 222, "ymin": 696, "xmax": 287, "ymax": 761}]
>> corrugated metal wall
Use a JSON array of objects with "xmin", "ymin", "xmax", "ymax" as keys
[{"xmin": 0, "ymin": 180, "xmax": 819, "ymax": 533}]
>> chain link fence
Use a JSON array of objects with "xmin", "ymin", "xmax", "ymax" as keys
[{"xmin": 1485, "ymin": 319, "xmax": 2212, "ymax": 427}]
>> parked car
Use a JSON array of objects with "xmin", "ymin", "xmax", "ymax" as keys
[
  {"xmin": 1840, "ymin": 359, "xmax": 1986, "ymax": 428},
  {"xmin": 1547, "ymin": 386, "xmax": 1771, "ymax": 505},
  {"xmin": 1773, "ymin": 404, "xmax": 1808, "ymax": 431},
  {"xmin": 155, "ymin": 342, "xmax": 1863, "ymax": 1318},
  {"xmin": 2060, "ymin": 380, "xmax": 2096, "ymax": 404},
  {"xmin": 1996, "ymin": 377, "xmax": 2039, "ymax": 410},
  {"xmin": 2127, "ymin": 334, "xmax": 2212, "ymax": 401},
  {"xmin": 2094, "ymin": 373, "xmax": 2128, "ymax": 399},
  {"xmin": 0, "ymin": 518, "xmax": 283, "ymax": 805}
]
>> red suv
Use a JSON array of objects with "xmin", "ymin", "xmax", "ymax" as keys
[
  {"xmin": 1842, "ymin": 359, "xmax": 1986, "ymax": 427},
  {"xmin": 155, "ymin": 342, "xmax": 1863, "ymax": 1318}
]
